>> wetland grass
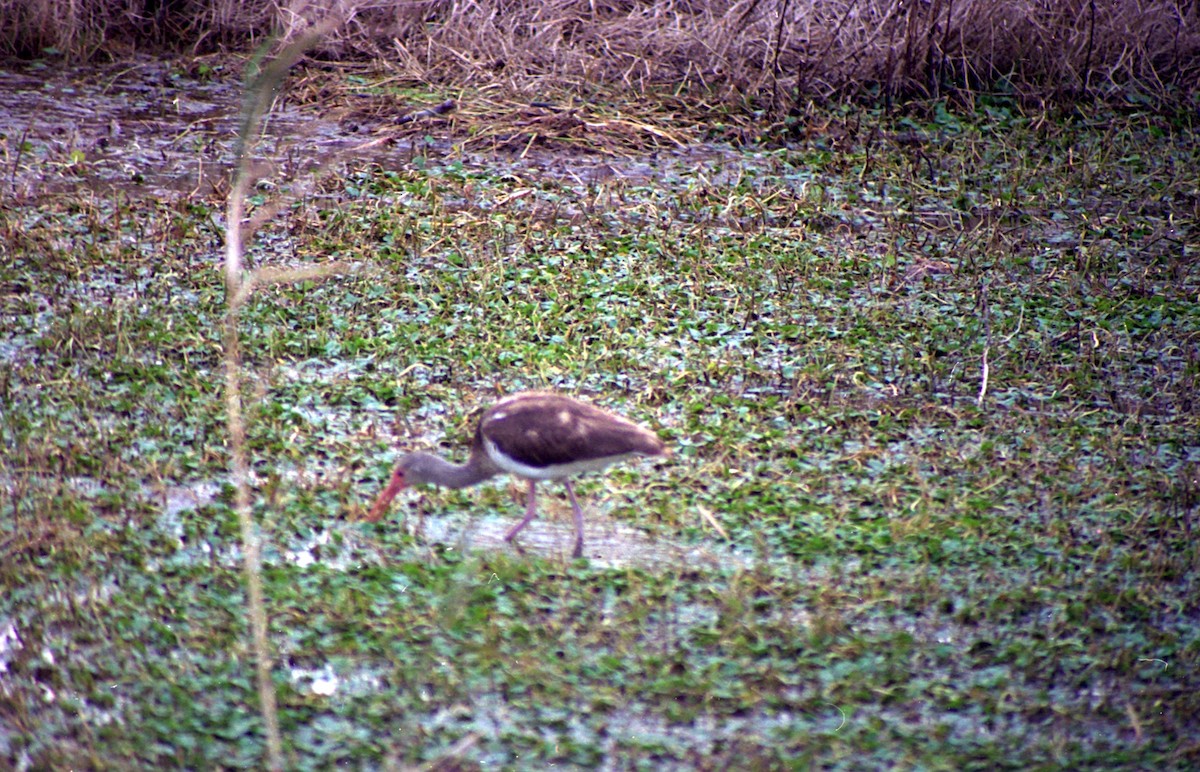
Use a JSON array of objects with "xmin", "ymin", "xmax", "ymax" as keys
[{"xmin": 1, "ymin": 28, "xmax": 1197, "ymax": 769}]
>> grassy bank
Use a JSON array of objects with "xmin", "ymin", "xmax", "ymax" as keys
[{"xmin": 1, "ymin": 57, "xmax": 1198, "ymax": 767}]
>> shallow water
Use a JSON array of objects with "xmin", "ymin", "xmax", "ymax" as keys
[{"xmin": 0, "ymin": 55, "xmax": 750, "ymax": 203}]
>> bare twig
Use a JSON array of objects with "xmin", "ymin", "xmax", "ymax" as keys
[
  {"xmin": 769, "ymin": 0, "xmax": 791, "ymax": 115},
  {"xmin": 8, "ymin": 121, "xmax": 32, "ymax": 196},
  {"xmin": 977, "ymin": 345, "xmax": 990, "ymax": 407},
  {"xmin": 697, "ymin": 504, "xmax": 729, "ymax": 539},
  {"xmin": 224, "ymin": 107, "xmax": 286, "ymax": 772},
  {"xmin": 396, "ymin": 99, "xmax": 458, "ymax": 125},
  {"xmin": 229, "ymin": 262, "xmax": 363, "ymax": 312},
  {"xmin": 222, "ymin": 16, "xmax": 344, "ymax": 772},
  {"xmin": 976, "ymin": 279, "xmax": 991, "ymax": 408},
  {"xmin": 1083, "ymin": 0, "xmax": 1097, "ymax": 97},
  {"xmin": 415, "ymin": 732, "xmax": 481, "ymax": 771}
]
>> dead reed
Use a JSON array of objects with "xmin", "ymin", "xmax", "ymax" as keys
[{"xmin": 3, "ymin": 0, "xmax": 1196, "ymax": 106}]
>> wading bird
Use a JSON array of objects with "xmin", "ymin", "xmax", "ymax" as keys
[{"xmin": 367, "ymin": 392, "xmax": 667, "ymax": 557}]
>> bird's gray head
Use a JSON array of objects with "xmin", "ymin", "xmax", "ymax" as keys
[
  {"xmin": 392, "ymin": 451, "xmax": 446, "ymax": 487},
  {"xmin": 366, "ymin": 452, "xmax": 448, "ymax": 522}
]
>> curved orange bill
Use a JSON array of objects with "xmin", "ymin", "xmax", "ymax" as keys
[{"xmin": 366, "ymin": 468, "xmax": 406, "ymax": 522}]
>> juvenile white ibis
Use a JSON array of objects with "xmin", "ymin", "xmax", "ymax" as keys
[{"xmin": 366, "ymin": 391, "xmax": 668, "ymax": 558}]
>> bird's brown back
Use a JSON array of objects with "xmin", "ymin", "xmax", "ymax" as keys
[{"xmin": 477, "ymin": 392, "xmax": 665, "ymax": 471}]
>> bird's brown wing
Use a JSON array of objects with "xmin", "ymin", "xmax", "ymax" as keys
[{"xmin": 479, "ymin": 393, "xmax": 664, "ymax": 471}]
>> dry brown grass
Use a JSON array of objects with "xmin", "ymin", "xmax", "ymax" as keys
[
  {"xmin": 2, "ymin": 0, "xmax": 1197, "ymax": 107},
  {"xmin": 301, "ymin": 0, "xmax": 1200, "ymax": 108}
]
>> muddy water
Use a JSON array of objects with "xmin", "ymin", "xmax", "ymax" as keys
[
  {"xmin": 0, "ymin": 56, "xmax": 370, "ymax": 198},
  {"xmin": 0, "ymin": 55, "xmax": 736, "ymax": 200},
  {"xmin": 2, "ymin": 57, "xmax": 233, "ymax": 196}
]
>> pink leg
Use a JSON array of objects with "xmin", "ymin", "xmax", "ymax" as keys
[
  {"xmin": 504, "ymin": 480, "xmax": 539, "ymax": 543},
  {"xmin": 563, "ymin": 480, "xmax": 585, "ymax": 558}
]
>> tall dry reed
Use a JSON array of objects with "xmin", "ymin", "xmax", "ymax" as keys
[{"xmin": 2, "ymin": 1, "xmax": 1196, "ymax": 111}]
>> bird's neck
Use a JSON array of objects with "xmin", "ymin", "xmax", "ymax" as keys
[{"xmin": 419, "ymin": 451, "xmax": 498, "ymax": 489}]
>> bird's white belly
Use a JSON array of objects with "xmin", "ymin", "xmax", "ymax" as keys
[{"xmin": 483, "ymin": 437, "xmax": 634, "ymax": 480}]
